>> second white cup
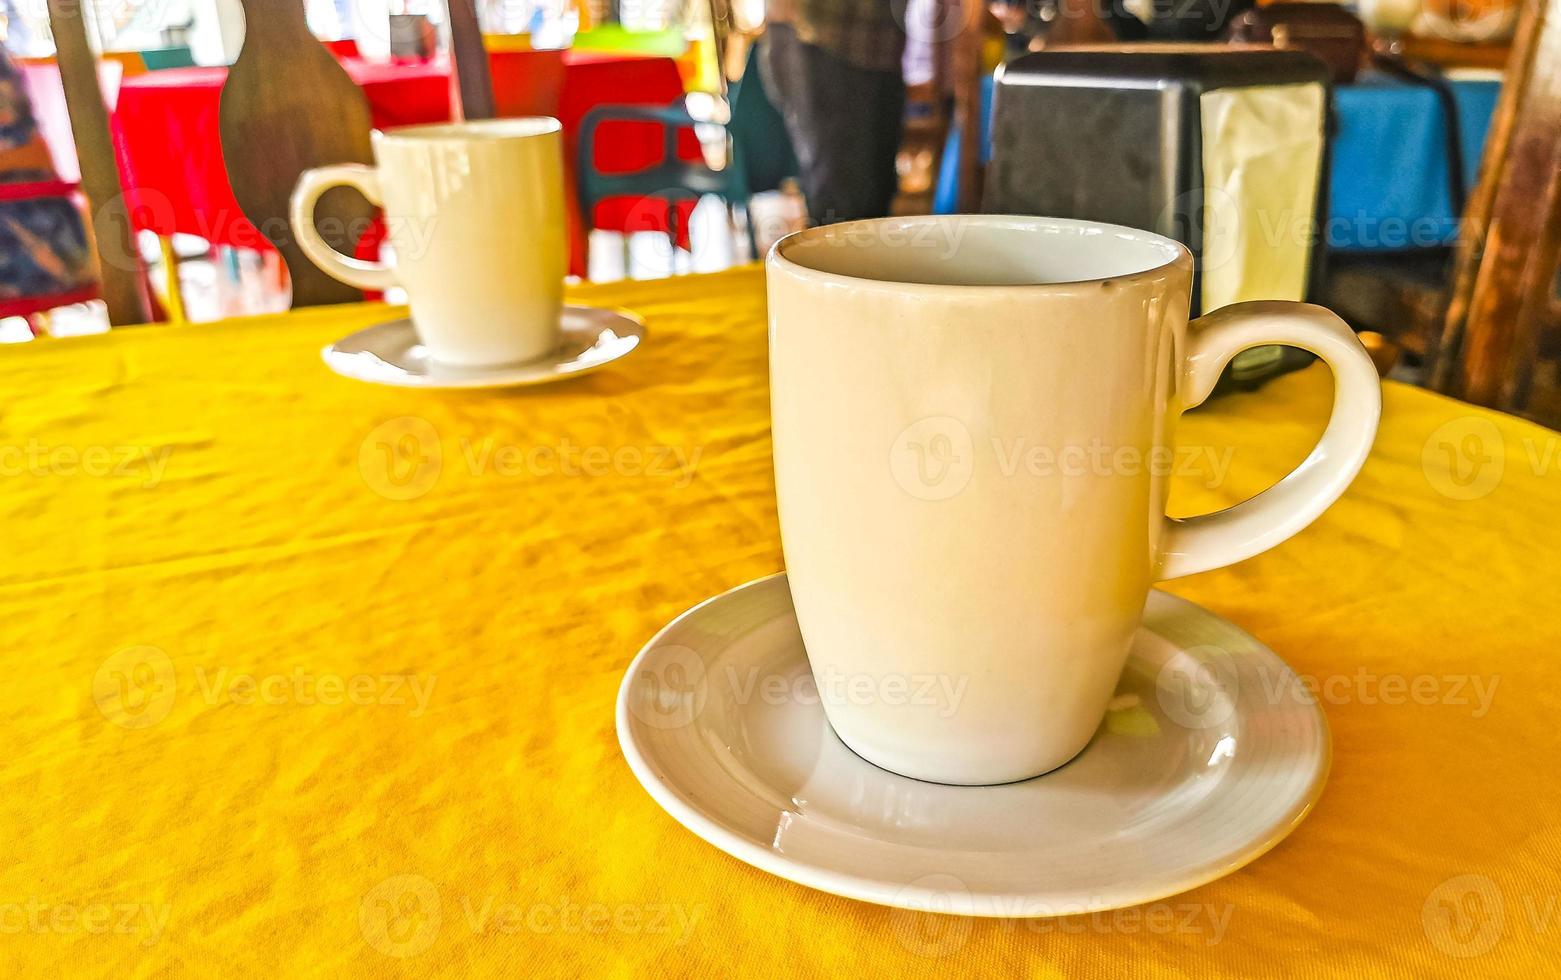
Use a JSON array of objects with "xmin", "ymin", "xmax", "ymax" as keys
[{"xmin": 291, "ymin": 118, "xmax": 568, "ymax": 367}]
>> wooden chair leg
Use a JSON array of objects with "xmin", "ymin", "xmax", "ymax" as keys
[
  {"xmin": 157, "ymin": 236, "xmax": 188, "ymax": 325},
  {"xmin": 669, "ymin": 202, "xmax": 682, "ymax": 276}
]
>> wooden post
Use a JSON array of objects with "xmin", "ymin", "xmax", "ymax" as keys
[
  {"xmin": 46, "ymin": 0, "xmax": 151, "ymax": 325},
  {"xmin": 1432, "ymin": 0, "xmax": 1561, "ymax": 412},
  {"xmin": 446, "ymin": 0, "xmax": 497, "ymax": 121}
]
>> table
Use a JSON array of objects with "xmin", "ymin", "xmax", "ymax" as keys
[
  {"xmin": 112, "ymin": 53, "xmax": 692, "ymax": 268},
  {"xmin": 1, "ymin": 268, "xmax": 1557, "ymax": 975},
  {"xmin": 933, "ymin": 71, "xmax": 1501, "ymax": 251}
]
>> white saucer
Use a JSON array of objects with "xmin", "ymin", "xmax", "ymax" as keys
[
  {"xmin": 617, "ymin": 574, "xmax": 1330, "ymax": 917},
  {"xmin": 321, "ymin": 306, "xmax": 645, "ymax": 389}
]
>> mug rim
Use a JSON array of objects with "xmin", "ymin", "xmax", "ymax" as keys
[
  {"xmin": 768, "ymin": 214, "xmax": 1193, "ymax": 293},
  {"xmin": 374, "ymin": 117, "xmax": 562, "ymax": 143}
]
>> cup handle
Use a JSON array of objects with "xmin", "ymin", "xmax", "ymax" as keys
[
  {"xmin": 288, "ymin": 164, "xmax": 399, "ymax": 292},
  {"xmin": 1157, "ymin": 301, "xmax": 1381, "ymax": 580}
]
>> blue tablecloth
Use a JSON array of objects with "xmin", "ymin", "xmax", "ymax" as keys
[{"xmin": 933, "ymin": 71, "xmax": 1501, "ymax": 252}]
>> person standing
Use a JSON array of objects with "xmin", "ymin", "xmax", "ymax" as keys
[{"xmin": 760, "ymin": 0, "xmax": 906, "ymax": 225}]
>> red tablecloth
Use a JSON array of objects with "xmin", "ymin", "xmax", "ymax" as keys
[{"xmin": 113, "ymin": 52, "xmax": 695, "ymax": 274}]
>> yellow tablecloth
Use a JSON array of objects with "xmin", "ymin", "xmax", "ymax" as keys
[{"xmin": 2, "ymin": 267, "xmax": 1557, "ymax": 976}]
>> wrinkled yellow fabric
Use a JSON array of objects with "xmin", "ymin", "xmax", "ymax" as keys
[{"xmin": 1, "ymin": 267, "xmax": 1557, "ymax": 976}]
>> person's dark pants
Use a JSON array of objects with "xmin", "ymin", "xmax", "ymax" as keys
[{"xmin": 759, "ymin": 24, "xmax": 905, "ymax": 226}]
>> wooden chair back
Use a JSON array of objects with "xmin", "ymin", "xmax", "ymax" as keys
[
  {"xmin": 1431, "ymin": 0, "xmax": 1561, "ymax": 418},
  {"xmin": 218, "ymin": 0, "xmax": 376, "ymax": 308}
]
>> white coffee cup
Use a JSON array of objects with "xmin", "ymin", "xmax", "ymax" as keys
[
  {"xmin": 291, "ymin": 118, "xmax": 568, "ymax": 367},
  {"xmin": 768, "ymin": 215, "xmax": 1381, "ymax": 785}
]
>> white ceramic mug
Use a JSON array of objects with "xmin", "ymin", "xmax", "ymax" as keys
[
  {"xmin": 291, "ymin": 118, "xmax": 568, "ymax": 367},
  {"xmin": 768, "ymin": 215, "xmax": 1381, "ymax": 785}
]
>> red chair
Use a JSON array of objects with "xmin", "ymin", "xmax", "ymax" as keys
[
  {"xmin": 488, "ymin": 49, "xmax": 566, "ymax": 118},
  {"xmin": 322, "ymin": 39, "xmax": 361, "ymax": 59}
]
